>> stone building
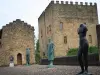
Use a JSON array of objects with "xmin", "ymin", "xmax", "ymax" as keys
[
  {"xmin": 0, "ymin": 19, "xmax": 35, "ymax": 66},
  {"xmin": 38, "ymin": 1, "xmax": 99, "ymax": 58}
]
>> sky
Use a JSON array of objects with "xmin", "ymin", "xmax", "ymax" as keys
[{"xmin": 0, "ymin": 0, "xmax": 100, "ymax": 39}]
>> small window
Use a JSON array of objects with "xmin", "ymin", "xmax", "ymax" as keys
[
  {"xmin": 43, "ymin": 52, "xmax": 45, "ymax": 56},
  {"xmin": 0, "ymin": 42, "xmax": 2, "ymax": 48},
  {"xmin": 49, "ymin": 25, "xmax": 51, "ymax": 34},
  {"xmin": 49, "ymin": 25, "xmax": 51, "ymax": 31},
  {"xmin": 64, "ymin": 36, "xmax": 67, "ymax": 44},
  {"xmin": 47, "ymin": 27, "xmax": 48, "ymax": 34},
  {"xmin": 89, "ymin": 35, "xmax": 92, "ymax": 43},
  {"xmin": 60, "ymin": 22, "xmax": 63, "ymax": 30},
  {"xmin": 0, "ymin": 29, "xmax": 2, "ymax": 39}
]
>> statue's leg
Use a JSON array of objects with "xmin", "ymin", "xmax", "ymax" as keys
[
  {"xmin": 28, "ymin": 55, "xmax": 30, "ymax": 65},
  {"xmin": 83, "ymin": 44, "xmax": 88, "ymax": 72},
  {"xmin": 78, "ymin": 47, "xmax": 84, "ymax": 74}
]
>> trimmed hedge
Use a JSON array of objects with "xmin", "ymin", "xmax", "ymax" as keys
[{"xmin": 67, "ymin": 46, "xmax": 99, "ymax": 56}]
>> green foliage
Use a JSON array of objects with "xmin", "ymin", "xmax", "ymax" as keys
[
  {"xmin": 67, "ymin": 46, "xmax": 99, "ymax": 56},
  {"xmin": 35, "ymin": 39, "xmax": 41, "ymax": 64},
  {"xmin": 88, "ymin": 46, "xmax": 98, "ymax": 54},
  {"xmin": 67, "ymin": 48, "xmax": 78, "ymax": 56}
]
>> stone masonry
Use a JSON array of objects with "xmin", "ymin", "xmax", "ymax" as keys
[
  {"xmin": 38, "ymin": 1, "xmax": 99, "ymax": 58},
  {"xmin": 0, "ymin": 19, "xmax": 35, "ymax": 66}
]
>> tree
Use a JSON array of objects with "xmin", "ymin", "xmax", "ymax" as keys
[{"xmin": 35, "ymin": 39, "xmax": 41, "ymax": 64}]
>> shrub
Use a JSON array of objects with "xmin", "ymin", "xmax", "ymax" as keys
[
  {"xmin": 67, "ymin": 46, "xmax": 99, "ymax": 56},
  {"xmin": 88, "ymin": 46, "xmax": 98, "ymax": 54},
  {"xmin": 67, "ymin": 48, "xmax": 78, "ymax": 56}
]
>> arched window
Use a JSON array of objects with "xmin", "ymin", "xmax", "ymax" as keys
[
  {"xmin": 49, "ymin": 25, "xmax": 51, "ymax": 32},
  {"xmin": 0, "ymin": 29, "xmax": 2, "ymax": 39},
  {"xmin": 60, "ymin": 22, "xmax": 63, "ymax": 30},
  {"xmin": 89, "ymin": 35, "xmax": 92, "ymax": 43},
  {"xmin": 64, "ymin": 36, "xmax": 67, "ymax": 44},
  {"xmin": 47, "ymin": 27, "xmax": 49, "ymax": 34},
  {"xmin": 0, "ymin": 42, "xmax": 2, "ymax": 48},
  {"xmin": 43, "ymin": 52, "xmax": 45, "ymax": 56}
]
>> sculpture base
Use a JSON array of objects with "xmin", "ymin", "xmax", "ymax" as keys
[
  {"xmin": 48, "ymin": 60, "xmax": 54, "ymax": 68},
  {"xmin": 9, "ymin": 63, "xmax": 14, "ymax": 67},
  {"xmin": 26, "ymin": 63, "xmax": 30, "ymax": 66},
  {"xmin": 76, "ymin": 72, "xmax": 93, "ymax": 75}
]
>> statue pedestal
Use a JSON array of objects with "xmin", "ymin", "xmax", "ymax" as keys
[
  {"xmin": 76, "ymin": 72, "xmax": 93, "ymax": 75},
  {"xmin": 9, "ymin": 63, "xmax": 14, "ymax": 67},
  {"xmin": 26, "ymin": 63, "xmax": 30, "ymax": 66},
  {"xmin": 48, "ymin": 60, "xmax": 54, "ymax": 68}
]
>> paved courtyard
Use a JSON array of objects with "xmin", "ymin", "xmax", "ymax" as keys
[{"xmin": 0, "ymin": 65, "xmax": 99, "ymax": 75}]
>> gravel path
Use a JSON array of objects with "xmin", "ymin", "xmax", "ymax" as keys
[{"xmin": 0, "ymin": 65, "xmax": 99, "ymax": 75}]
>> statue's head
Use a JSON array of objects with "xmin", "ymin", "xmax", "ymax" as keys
[
  {"xmin": 80, "ymin": 23, "xmax": 87, "ymax": 30},
  {"xmin": 48, "ymin": 38, "xmax": 51, "ymax": 43},
  {"xmin": 78, "ymin": 23, "xmax": 88, "ymax": 35},
  {"xmin": 10, "ymin": 55, "xmax": 13, "ymax": 57},
  {"xmin": 48, "ymin": 38, "xmax": 53, "ymax": 43},
  {"xmin": 80, "ymin": 23, "xmax": 86, "ymax": 27}
]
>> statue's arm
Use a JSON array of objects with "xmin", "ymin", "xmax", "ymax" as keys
[
  {"xmin": 52, "ymin": 43, "xmax": 55, "ymax": 52},
  {"xmin": 47, "ymin": 44, "xmax": 49, "ymax": 56}
]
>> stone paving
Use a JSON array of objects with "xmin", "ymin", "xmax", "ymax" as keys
[{"xmin": 0, "ymin": 65, "xmax": 100, "ymax": 75}]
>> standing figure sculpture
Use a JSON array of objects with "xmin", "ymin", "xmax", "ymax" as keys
[
  {"xmin": 26, "ymin": 48, "xmax": 30, "ymax": 66},
  {"xmin": 47, "ymin": 39, "xmax": 54, "ymax": 68},
  {"xmin": 9, "ymin": 55, "xmax": 14, "ymax": 67},
  {"xmin": 77, "ymin": 24, "xmax": 91, "ymax": 75}
]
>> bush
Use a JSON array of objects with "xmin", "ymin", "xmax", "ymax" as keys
[
  {"xmin": 67, "ymin": 46, "xmax": 99, "ymax": 56},
  {"xmin": 67, "ymin": 48, "xmax": 78, "ymax": 56},
  {"xmin": 88, "ymin": 46, "xmax": 98, "ymax": 54}
]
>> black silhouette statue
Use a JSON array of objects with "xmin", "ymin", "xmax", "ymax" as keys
[
  {"xmin": 77, "ymin": 24, "xmax": 92, "ymax": 75},
  {"xmin": 10, "ymin": 55, "xmax": 14, "ymax": 63}
]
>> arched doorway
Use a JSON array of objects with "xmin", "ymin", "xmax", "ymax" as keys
[{"xmin": 17, "ymin": 53, "xmax": 22, "ymax": 65}]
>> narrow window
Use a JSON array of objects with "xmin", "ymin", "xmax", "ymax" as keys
[
  {"xmin": 60, "ymin": 22, "xmax": 63, "ymax": 30},
  {"xmin": 0, "ymin": 29, "xmax": 2, "ymax": 39},
  {"xmin": 49, "ymin": 25, "xmax": 51, "ymax": 34},
  {"xmin": 64, "ymin": 36, "xmax": 67, "ymax": 44},
  {"xmin": 43, "ymin": 52, "xmax": 45, "ymax": 56},
  {"xmin": 89, "ymin": 35, "xmax": 92, "ymax": 43},
  {"xmin": 49, "ymin": 25, "xmax": 51, "ymax": 32},
  {"xmin": 47, "ymin": 27, "xmax": 48, "ymax": 34},
  {"xmin": 0, "ymin": 42, "xmax": 2, "ymax": 48}
]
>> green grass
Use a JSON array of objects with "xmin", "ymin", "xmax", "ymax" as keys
[{"xmin": 67, "ymin": 46, "xmax": 99, "ymax": 56}]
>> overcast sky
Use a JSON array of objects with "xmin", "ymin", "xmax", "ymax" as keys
[{"xmin": 0, "ymin": 0, "xmax": 100, "ymax": 39}]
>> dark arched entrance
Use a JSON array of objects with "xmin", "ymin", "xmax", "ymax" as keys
[{"xmin": 17, "ymin": 53, "xmax": 22, "ymax": 65}]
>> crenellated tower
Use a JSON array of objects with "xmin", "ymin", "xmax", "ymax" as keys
[
  {"xmin": 39, "ymin": 1, "xmax": 98, "ymax": 57},
  {"xmin": 0, "ymin": 19, "xmax": 35, "ymax": 66}
]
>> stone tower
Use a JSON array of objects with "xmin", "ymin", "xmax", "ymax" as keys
[
  {"xmin": 0, "ymin": 19, "xmax": 35, "ymax": 66},
  {"xmin": 38, "ymin": 1, "xmax": 98, "ymax": 58}
]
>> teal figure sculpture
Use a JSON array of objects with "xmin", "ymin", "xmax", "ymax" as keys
[
  {"xmin": 47, "ymin": 39, "xmax": 54, "ymax": 68},
  {"xmin": 26, "ymin": 48, "xmax": 30, "ymax": 66}
]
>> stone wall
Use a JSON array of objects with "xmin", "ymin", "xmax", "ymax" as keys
[
  {"xmin": 0, "ymin": 19, "xmax": 35, "ymax": 66},
  {"xmin": 40, "ymin": 53, "xmax": 99, "ymax": 66},
  {"xmin": 38, "ymin": 1, "xmax": 98, "ymax": 58}
]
